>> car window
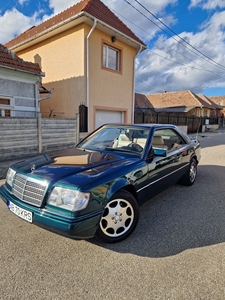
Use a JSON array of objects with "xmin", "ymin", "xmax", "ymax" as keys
[
  {"xmin": 153, "ymin": 129, "xmax": 187, "ymax": 151},
  {"xmin": 78, "ymin": 126, "xmax": 150, "ymax": 154}
]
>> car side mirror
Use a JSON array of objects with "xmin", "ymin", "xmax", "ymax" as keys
[
  {"xmin": 147, "ymin": 147, "xmax": 167, "ymax": 163},
  {"xmin": 153, "ymin": 148, "xmax": 167, "ymax": 157}
]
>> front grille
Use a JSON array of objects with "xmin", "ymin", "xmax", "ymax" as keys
[{"xmin": 12, "ymin": 174, "xmax": 48, "ymax": 207}]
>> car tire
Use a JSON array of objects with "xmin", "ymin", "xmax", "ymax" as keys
[
  {"xmin": 180, "ymin": 158, "xmax": 197, "ymax": 186},
  {"xmin": 95, "ymin": 190, "xmax": 139, "ymax": 243}
]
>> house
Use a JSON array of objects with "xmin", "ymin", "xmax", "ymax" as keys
[
  {"xmin": 134, "ymin": 90, "xmax": 222, "ymax": 132},
  {"xmin": 134, "ymin": 92, "xmax": 156, "ymax": 124},
  {"xmin": 0, "ymin": 44, "xmax": 46, "ymax": 117},
  {"xmin": 208, "ymin": 95, "xmax": 225, "ymax": 117},
  {"xmin": 196, "ymin": 94, "xmax": 222, "ymax": 117},
  {"xmin": 140, "ymin": 90, "xmax": 222, "ymax": 117},
  {"xmin": 5, "ymin": 0, "xmax": 146, "ymax": 132}
]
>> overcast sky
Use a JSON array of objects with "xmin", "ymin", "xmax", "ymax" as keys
[{"xmin": 1, "ymin": 0, "xmax": 225, "ymax": 96}]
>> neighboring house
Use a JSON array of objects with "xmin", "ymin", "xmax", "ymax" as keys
[
  {"xmin": 134, "ymin": 92, "xmax": 156, "ymax": 124},
  {"xmin": 138, "ymin": 90, "xmax": 222, "ymax": 117},
  {"xmin": 208, "ymin": 95, "xmax": 225, "ymax": 116},
  {"xmin": 0, "ymin": 44, "xmax": 46, "ymax": 117},
  {"xmin": 5, "ymin": 0, "xmax": 146, "ymax": 132},
  {"xmin": 196, "ymin": 94, "xmax": 222, "ymax": 117},
  {"xmin": 135, "ymin": 93, "xmax": 154, "ymax": 112}
]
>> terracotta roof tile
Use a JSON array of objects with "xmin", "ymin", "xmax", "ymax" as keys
[
  {"xmin": 135, "ymin": 93, "xmax": 154, "ymax": 109},
  {"xmin": 145, "ymin": 90, "xmax": 202, "ymax": 108},
  {"xmin": 0, "ymin": 44, "xmax": 42, "ymax": 74},
  {"xmin": 5, "ymin": 0, "xmax": 145, "ymax": 49},
  {"xmin": 196, "ymin": 94, "xmax": 222, "ymax": 110},
  {"xmin": 209, "ymin": 95, "xmax": 225, "ymax": 106}
]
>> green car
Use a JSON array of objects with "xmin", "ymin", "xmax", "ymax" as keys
[{"xmin": 0, "ymin": 124, "xmax": 201, "ymax": 243}]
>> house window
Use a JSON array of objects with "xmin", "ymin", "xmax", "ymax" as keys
[
  {"xmin": 102, "ymin": 43, "xmax": 122, "ymax": 73},
  {"xmin": 103, "ymin": 45, "xmax": 119, "ymax": 70},
  {"xmin": 0, "ymin": 99, "xmax": 10, "ymax": 105},
  {"xmin": 0, "ymin": 98, "xmax": 12, "ymax": 117}
]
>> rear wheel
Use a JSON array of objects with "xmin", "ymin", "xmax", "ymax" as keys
[
  {"xmin": 180, "ymin": 158, "xmax": 197, "ymax": 186},
  {"xmin": 96, "ymin": 190, "xmax": 139, "ymax": 243}
]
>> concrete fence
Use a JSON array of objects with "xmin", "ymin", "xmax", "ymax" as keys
[{"xmin": 0, "ymin": 114, "xmax": 79, "ymax": 160}]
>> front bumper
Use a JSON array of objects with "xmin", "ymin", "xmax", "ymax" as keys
[{"xmin": 0, "ymin": 184, "xmax": 103, "ymax": 239}]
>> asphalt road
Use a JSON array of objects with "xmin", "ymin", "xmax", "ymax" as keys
[{"xmin": 0, "ymin": 132, "xmax": 225, "ymax": 299}]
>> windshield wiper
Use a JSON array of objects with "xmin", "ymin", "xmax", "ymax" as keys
[{"xmin": 104, "ymin": 147, "xmax": 140, "ymax": 154}]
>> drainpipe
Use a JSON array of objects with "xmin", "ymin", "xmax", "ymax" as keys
[
  {"xmin": 132, "ymin": 44, "xmax": 143, "ymax": 124},
  {"xmin": 86, "ymin": 18, "xmax": 97, "ymax": 133},
  {"xmin": 35, "ymin": 78, "xmax": 54, "ymax": 153},
  {"xmin": 35, "ymin": 78, "xmax": 41, "ymax": 112},
  {"xmin": 38, "ymin": 88, "xmax": 54, "ymax": 106}
]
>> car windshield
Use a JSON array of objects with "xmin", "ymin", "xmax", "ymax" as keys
[{"xmin": 77, "ymin": 125, "xmax": 150, "ymax": 154}]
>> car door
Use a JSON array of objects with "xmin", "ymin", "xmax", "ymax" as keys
[{"xmin": 142, "ymin": 128, "xmax": 188, "ymax": 202}]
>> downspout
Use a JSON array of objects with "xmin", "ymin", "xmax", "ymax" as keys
[
  {"xmin": 35, "ymin": 78, "xmax": 41, "ymax": 112},
  {"xmin": 35, "ymin": 77, "xmax": 54, "ymax": 153},
  {"xmin": 38, "ymin": 88, "xmax": 54, "ymax": 107},
  {"xmin": 132, "ymin": 45, "xmax": 143, "ymax": 124},
  {"xmin": 86, "ymin": 18, "xmax": 97, "ymax": 132}
]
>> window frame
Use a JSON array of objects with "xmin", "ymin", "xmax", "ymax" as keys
[
  {"xmin": 101, "ymin": 39, "xmax": 122, "ymax": 74},
  {"xmin": 153, "ymin": 128, "xmax": 187, "ymax": 152},
  {"xmin": 0, "ymin": 97, "xmax": 14, "ymax": 117}
]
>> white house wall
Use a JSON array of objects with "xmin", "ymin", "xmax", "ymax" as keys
[{"xmin": 0, "ymin": 68, "xmax": 40, "ymax": 117}]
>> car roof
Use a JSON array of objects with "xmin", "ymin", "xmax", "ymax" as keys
[{"xmin": 102, "ymin": 123, "xmax": 178, "ymax": 129}]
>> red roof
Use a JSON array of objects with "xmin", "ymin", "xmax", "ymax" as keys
[
  {"xmin": 196, "ymin": 94, "xmax": 222, "ymax": 110},
  {"xmin": 136, "ymin": 90, "xmax": 223, "ymax": 111},
  {"xmin": 135, "ymin": 93, "xmax": 154, "ymax": 109},
  {"xmin": 5, "ymin": 0, "xmax": 146, "ymax": 49},
  {"xmin": 0, "ymin": 44, "xmax": 42, "ymax": 75}
]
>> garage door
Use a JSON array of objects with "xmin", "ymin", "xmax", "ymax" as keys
[{"xmin": 96, "ymin": 110, "xmax": 123, "ymax": 129}]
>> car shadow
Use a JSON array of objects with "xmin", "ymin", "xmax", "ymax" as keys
[{"xmin": 91, "ymin": 164, "xmax": 225, "ymax": 258}]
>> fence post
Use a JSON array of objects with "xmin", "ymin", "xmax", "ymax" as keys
[
  {"xmin": 75, "ymin": 113, "xmax": 80, "ymax": 144},
  {"xmin": 37, "ymin": 112, "xmax": 42, "ymax": 153}
]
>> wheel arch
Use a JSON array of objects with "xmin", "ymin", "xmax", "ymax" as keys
[
  {"xmin": 191, "ymin": 153, "xmax": 198, "ymax": 164},
  {"xmin": 106, "ymin": 179, "xmax": 138, "ymax": 203}
]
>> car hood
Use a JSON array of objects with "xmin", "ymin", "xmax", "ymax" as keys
[{"xmin": 11, "ymin": 147, "xmax": 137, "ymax": 185}]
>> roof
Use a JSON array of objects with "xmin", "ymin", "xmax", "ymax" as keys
[
  {"xmin": 154, "ymin": 106, "xmax": 196, "ymax": 113},
  {"xmin": 5, "ymin": 0, "xmax": 146, "ymax": 50},
  {"xmin": 135, "ymin": 90, "xmax": 223, "ymax": 112},
  {"xmin": 196, "ymin": 94, "xmax": 222, "ymax": 110},
  {"xmin": 209, "ymin": 95, "xmax": 225, "ymax": 107},
  {"xmin": 135, "ymin": 93, "xmax": 154, "ymax": 109},
  {"xmin": 0, "ymin": 44, "xmax": 42, "ymax": 75},
  {"xmin": 145, "ymin": 90, "xmax": 203, "ymax": 109}
]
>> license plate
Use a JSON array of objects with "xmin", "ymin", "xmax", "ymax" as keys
[{"xmin": 8, "ymin": 201, "xmax": 33, "ymax": 223}]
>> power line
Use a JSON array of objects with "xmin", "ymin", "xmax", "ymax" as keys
[
  {"xmin": 123, "ymin": 0, "xmax": 225, "ymax": 72},
  {"xmin": 133, "ymin": 0, "xmax": 225, "ymax": 71},
  {"xmin": 111, "ymin": 6, "xmax": 225, "ymax": 79}
]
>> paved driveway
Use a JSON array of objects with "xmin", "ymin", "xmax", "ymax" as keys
[{"xmin": 0, "ymin": 132, "xmax": 225, "ymax": 299}]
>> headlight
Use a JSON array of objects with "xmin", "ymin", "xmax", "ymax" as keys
[
  {"xmin": 47, "ymin": 187, "xmax": 90, "ymax": 211},
  {"xmin": 6, "ymin": 168, "xmax": 16, "ymax": 187}
]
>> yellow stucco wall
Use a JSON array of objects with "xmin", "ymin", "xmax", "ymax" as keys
[
  {"xmin": 16, "ymin": 22, "xmax": 137, "ymax": 130},
  {"xmin": 88, "ymin": 28, "xmax": 136, "ymax": 129},
  {"xmin": 188, "ymin": 107, "xmax": 211, "ymax": 117},
  {"xmin": 17, "ymin": 24, "xmax": 86, "ymax": 118}
]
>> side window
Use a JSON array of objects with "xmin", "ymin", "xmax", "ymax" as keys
[
  {"xmin": 153, "ymin": 129, "xmax": 186, "ymax": 151},
  {"xmin": 0, "ymin": 98, "xmax": 12, "ymax": 117},
  {"xmin": 102, "ymin": 41, "xmax": 122, "ymax": 74}
]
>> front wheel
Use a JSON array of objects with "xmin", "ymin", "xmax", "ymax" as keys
[
  {"xmin": 95, "ymin": 190, "xmax": 139, "ymax": 243},
  {"xmin": 180, "ymin": 158, "xmax": 197, "ymax": 186}
]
